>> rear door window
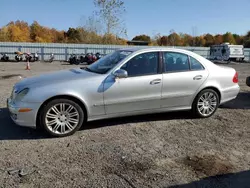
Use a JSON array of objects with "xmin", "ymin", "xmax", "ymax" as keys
[{"xmin": 163, "ymin": 52, "xmax": 189, "ymax": 72}]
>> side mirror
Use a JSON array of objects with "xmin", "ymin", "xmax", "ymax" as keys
[{"xmin": 113, "ymin": 69, "xmax": 128, "ymax": 78}]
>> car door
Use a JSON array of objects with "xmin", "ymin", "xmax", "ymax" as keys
[
  {"xmin": 103, "ymin": 51, "xmax": 162, "ymax": 114},
  {"xmin": 161, "ymin": 51, "xmax": 209, "ymax": 108}
]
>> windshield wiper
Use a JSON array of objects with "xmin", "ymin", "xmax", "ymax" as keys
[{"xmin": 81, "ymin": 67, "xmax": 93, "ymax": 72}]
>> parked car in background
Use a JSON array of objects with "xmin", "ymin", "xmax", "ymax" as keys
[
  {"xmin": 7, "ymin": 47, "xmax": 240, "ymax": 137},
  {"xmin": 209, "ymin": 43, "xmax": 244, "ymax": 62}
]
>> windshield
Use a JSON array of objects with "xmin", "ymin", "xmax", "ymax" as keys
[{"xmin": 85, "ymin": 50, "xmax": 133, "ymax": 74}]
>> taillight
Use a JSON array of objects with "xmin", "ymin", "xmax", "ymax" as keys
[{"xmin": 233, "ymin": 72, "xmax": 238, "ymax": 83}]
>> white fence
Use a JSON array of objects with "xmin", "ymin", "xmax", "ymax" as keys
[{"xmin": 0, "ymin": 42, "xmax": 249, "ymax": 61}]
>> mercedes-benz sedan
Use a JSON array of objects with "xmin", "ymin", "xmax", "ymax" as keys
[{"xmin": 7, "ymin": 47, "xmax": 240, "ymax": 137}]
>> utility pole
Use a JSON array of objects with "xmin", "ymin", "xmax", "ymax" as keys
[{"xmin": 192, "ymin": 26, "xmax": 198, "ymax": 46}]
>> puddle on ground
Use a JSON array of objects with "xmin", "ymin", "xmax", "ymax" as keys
[{"xmin": 0, "ymin": 74, "xmax": 23, "ymax": 80}]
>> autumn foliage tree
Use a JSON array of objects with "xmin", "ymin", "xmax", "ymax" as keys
[
  {"xmin": 0, "ymin": 26, "xmax": 10, "ymax": 42},
  {"xmin": 158, "ymin": 36, "xmax": 168, "ymax": 46},
  {"xmin": 0, "ymin": 19, "xmax": 250, "ymax": 47},
  {"xmin": 223, "ymin": 32, "xmax": 236, "ymax": 44},
  {"xmin": 181, "ymin": 34, "xmax": 193, "ymax": 46},
  {"xmin": 0, "ymin": 20, "xmax": 126, "ymax": 45},
  {"xmin": 195, "ymin": 36, "xmax": 206, "ymax": 46},
  {"xmin": 214, "ymin": 34, "xmax": 223, "ymax": 45},
  {"xmin": 243, "ymin": 31, "xmax": 250, "ymax": 48},
  {"xmin": 0, "ymin": 21, "xmax": 31, "ymax": 42},
  {"xmin": 132, "ymin": 35, "xmax": 151, "ymax": 42},
  {"xmin": 204, "ymin": 34, "xmax": 214, "ymax": 47},
  {"xmin": 30, "ymin": 21, "xmax": 64, "ymax": 43}
]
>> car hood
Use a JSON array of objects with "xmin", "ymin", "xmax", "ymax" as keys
[{"xmin": 15, "ymin": 68, "xmax": 96, "ymax": 89}]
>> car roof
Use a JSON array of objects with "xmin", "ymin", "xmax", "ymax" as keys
[
  {"xmin": 117, "ymin": 46, "xmax": 217, "ymax": 69},
  {"xmin": 118, "ymin": 46, "xmax": 196, "ymax": 55}
]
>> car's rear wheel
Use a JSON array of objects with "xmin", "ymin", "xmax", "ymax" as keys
[
  {"xmin": 40, "ymin": 99, "xmax": 84, "ymax": 137},
  {"xmin": 192, "ymin": 89, "xmax": 219, "ymax": 118}
]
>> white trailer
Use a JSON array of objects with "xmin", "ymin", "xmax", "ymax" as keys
[{"xmin": 209, "ymin": 43, "xmax": 244, "ymax": 62}]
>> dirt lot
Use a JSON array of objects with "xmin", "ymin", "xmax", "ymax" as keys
[{"xmin": 0, "ymin": 61, "xmax": 250, "ymax": 188}]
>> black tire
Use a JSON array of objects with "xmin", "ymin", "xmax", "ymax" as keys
[
  {"xmin": 75, "ymin": 60, "xmax": 80, "ymax": 65},
  {"xmin": 80, "ymin": 56, "xmax": 84, "ymax": 63},
  {"xmin": 192, "ymin": 89, "xmax": 219, "ymax": 118},
  {"xmin": 246, "ymin": 76, "xmax": 250, "ymax": 87},
  {"xmin": 15, "ymin": 56, "xmax": 20, "ymax": 62},
  {"xmin": 87, "ymin": 60, "xmax": 93, "ymax": 65},
  {"xmin": 39, "ymin": 98, "xmax": 84, "ymax": 137}
]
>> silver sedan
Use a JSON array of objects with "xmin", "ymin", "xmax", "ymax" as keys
[{"xmin": 7, "ymin": 47, "xmax": 240, "ymax": 137}]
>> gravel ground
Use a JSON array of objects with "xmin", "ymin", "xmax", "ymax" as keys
[{"xmin": 0, "ymin": 61, "xmax": 250, "ymax": 188}]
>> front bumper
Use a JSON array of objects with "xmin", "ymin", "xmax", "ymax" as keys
[{"xmin": 7, "ymin": 98, "xmax": 41, "ymax": 129}]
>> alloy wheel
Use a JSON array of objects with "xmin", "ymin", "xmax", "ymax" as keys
[
  {"xmin": 45, "ymin": 103, "xmax": 80, "ymax": 135},
  {"xmin": 197, "ymin": 92, "xmax": 217, "ymax": 117}
]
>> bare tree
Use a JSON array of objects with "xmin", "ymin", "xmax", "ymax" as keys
[
  {"xmin": 94, "ymin": 0, "xmax": 126, "ymax": 36},
  {"xmin": 83, "ymin": 14, "xmax": 103, "ymax": 34}
]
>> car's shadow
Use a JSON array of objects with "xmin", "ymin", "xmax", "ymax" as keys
[
  {"xmin": 168, "ymin": 170, "xmax": 250, "ymax": 188},
  {"xmin": 0, "ymin": 107, "xmax": 193, "ymax": 141},
  {"xmin": 84, "ymin": 110, "xmax": 194, "ymax": 131},
  {"xmin": 0, "ymin": 108, "xmax": 48, "ymax": 140},
  {"xmin": 0, "ymin": 92, "xmax": 249, "ymax": 140},
  {"xmin": 220, "ymin": 92, "xmax": 250, "ymax": 109}
]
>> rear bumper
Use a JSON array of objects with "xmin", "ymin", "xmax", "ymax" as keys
[
  {"xmin": 220, "ymin": 85, "xmax": 240, "ymax": 104},
  {"xmin": 7, "ymin": 98, "xmax": 41, "ymax": 129}
]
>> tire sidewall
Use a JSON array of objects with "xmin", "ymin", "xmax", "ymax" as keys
[
  {"xmin": 193, "ymin": 89, "xmax": 219, "ymax": 118},
  {"xmin": 40, "ymin": 99, "xmax": 84, "ymax": 137}
]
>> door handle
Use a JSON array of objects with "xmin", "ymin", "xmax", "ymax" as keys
[
  {"xmin": 150, "ymin": 79, "xmax": 161, "ymax": 85},
  {"xmin": 193, "ymin": 75, "xmax": 203, "ymax": 80}
]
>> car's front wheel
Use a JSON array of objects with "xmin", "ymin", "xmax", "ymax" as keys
[
  {"xmin": 192, "ymin": 89, "xmax": 219, "ymax": 118},
  {"xmin": 40, "ymin": 99, "xmax": 84, "ymax": 137}
]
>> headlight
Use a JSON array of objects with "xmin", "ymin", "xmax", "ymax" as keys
[{"xmin": 15, "ymin": 88, "xmax": 29, "ymax": 101}]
